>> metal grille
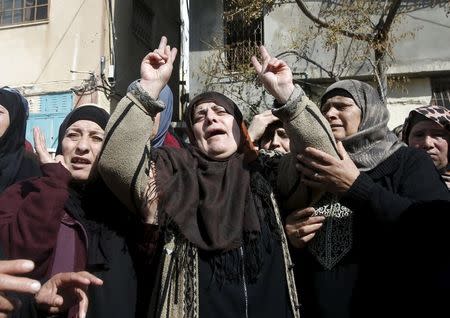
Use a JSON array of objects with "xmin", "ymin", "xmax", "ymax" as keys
[
  {"xmin": 0, "ymin": 0, "xmax": 48, "ymax": 27},
  {"xmin": 431, "ymin": 77, "xmax": 450, "ymax": 109},
  {"xmin": 132, "ymin": 0, "xmax": 154, "ymax": 48},
  {"xmin": 223, "ymin": 2, "xmax": 264, "ymax": 72}
]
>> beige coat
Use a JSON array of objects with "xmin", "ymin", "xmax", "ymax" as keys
[{"xmin": 98, "ymin": 85, "xmax": 338, "ymax": 317}]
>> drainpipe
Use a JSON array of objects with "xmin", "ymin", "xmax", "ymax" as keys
[{"xmin": 179, "ymin": 0, "xmax": 190, "ymax": 122}]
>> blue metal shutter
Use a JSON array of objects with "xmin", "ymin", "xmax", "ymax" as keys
[{"xmin": 25, "ymin": 92, "xmax": 73, "ymax": 152}]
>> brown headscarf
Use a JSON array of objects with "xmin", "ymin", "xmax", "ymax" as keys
[
  {"xmin": 321, "ymin": 80, "xmax": 404, "ymax": 171},
  {"xmin": 152, "ymin": 92, "xmax": 260, "ymax": 252}
]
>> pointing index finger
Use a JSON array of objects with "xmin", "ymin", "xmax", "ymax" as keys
[{"xmin": 158, "ymin": 36, "xmax": 167, "ymax": 51}]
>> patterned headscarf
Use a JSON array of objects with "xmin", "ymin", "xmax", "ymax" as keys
[
  {"xmin": 402, "ymin": 104, "xmax": 450, "ymax": 143},
  {"xmin": 320, "ymin": 80, "xmax": 404, "ymax": 171}
]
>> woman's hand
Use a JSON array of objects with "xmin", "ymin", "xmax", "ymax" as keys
[
  {"xmin": 248, "ymin": 110, "xmax": 280, "ymax": 146},
  {"xmin": 33, "ymin": 127, "xmax": 67, "ymax": 168},
  {"xmin": 140, "ymin": 36, "xmax": 178, "ymax": 99},
  {"xmin": 285, "ymin": 207, "xmax": 325, "ymax": 248},
  {"xmin": 251, "ymin": 46, "xmax": 295, "ymax": 104},
  {"xmin": 296, "ymin": 141, "xmax": 360, "ymax": 194},
  {"xmin": 35, "ymin": 271, "xmax": 103, "ymax": 318}
]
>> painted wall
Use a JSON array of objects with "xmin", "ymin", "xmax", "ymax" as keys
[{"xmin": 0, "ymin": 0, "xmax": 106, "ymax": 95}]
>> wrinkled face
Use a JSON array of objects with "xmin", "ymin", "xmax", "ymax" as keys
[
  {"xmin": 408, "ymin": 119, "xmax": 449, "ymax": 171},
  {"xmin": 321, "ymin": 96, "xmax": 362, "ymax": 141},
  {"xmin": 192, "ymin": 102, "xmax": 241, "ymax": 159},
  {"xmin": 261, "ymin": 127, "xmax": 290, "ymax": 154},
  {"xmin": 0, "ymin": 104, "xmax": 10, "ymax": 138},
  {"xmin": 61, "ymin": 120, "xmax": 105, "ymax": 181}
]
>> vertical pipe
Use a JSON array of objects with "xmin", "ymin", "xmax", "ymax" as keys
[{"xmin": 179, "ymin": 0, "xmax": 190, "ymax": 121}]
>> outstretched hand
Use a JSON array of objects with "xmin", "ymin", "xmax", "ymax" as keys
[
  {"xmin": 251, "ymin": 46, "xmax": 295, "ymax": 104},
  {"xmin": 0, "ymin": 260, "xmax": 41, "ymax": 316},
  {"xmin": 35, "ymin": 271, "xmax": 103, "ymax": 318},
  {"xmin": 140, "ymin": 36, "xmax": 178, "ymax": 99},
  {"xmin": 33, "ymin": 127, "xmax": 67, "ymax": 168}
]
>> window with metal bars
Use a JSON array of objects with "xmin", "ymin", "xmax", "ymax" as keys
[
  {"xmin": 431, "ymin": 77, "xmax": 450, "ymax": 109},
  {"xmin": 223, "ymin": 1, "xmax": 264, "ymax": 72},
  {"xmin": 0, "ymin": 0, "xmax": 48, "ymax": 27},
  {"xmin": 132, "ymin": 0, "xmax": 154, "ymax": 48}
]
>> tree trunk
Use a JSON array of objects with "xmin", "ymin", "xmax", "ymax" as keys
[{"xmin": 375, "ymin": 48, "xmax": 388, "ymax": 103}]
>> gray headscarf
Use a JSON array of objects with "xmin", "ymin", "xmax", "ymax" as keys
[{"xmin": 321, "ymin": 80, "xmax": 405, "ymax": 171}]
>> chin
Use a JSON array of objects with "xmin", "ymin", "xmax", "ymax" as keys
[{"xmin": 70, "ymin": 170, "xmax": 91, "ymax": 182}]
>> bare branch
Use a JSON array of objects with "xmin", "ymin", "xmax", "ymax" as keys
[
  {"xmin": 367, "ymin": 57, "xmax": 386, "ymax": 103},
  {"xmin": 331, "ymin": 42, "xmax": 339, "ymax": 74},
  {"xmin": 294, "ymin": 0, "xmax": 373, "ymax": 41},
  {"xmin": 276, "ymin": 50, "xmax": 337, "ymax": 80}
]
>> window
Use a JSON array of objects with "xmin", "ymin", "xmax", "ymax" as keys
[
  {"xmin": 132, "ymin": 0, "xmax": 154, "ymax": 48},
  {"xmin": 431, "ymin": 77, "xmax": 450, "ymax": 109},
  {"xmin": 223, "ymin": 1, "xmax": 264, "ymax": 72},
  {"xmin": 0, "ymin": 0, "xmax": 48, "ymax": 27}
]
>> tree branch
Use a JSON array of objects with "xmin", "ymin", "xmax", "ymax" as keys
[
  {"xmin": 276, "ymin": 50, "xmax": 337, "ymax": 80},
  {"xmin": 378, "ymin": 0, "xmax": 402, "ymax": 41},
  {"xmin": 367, "ymin": 57, "xmax": 386, "ymax": 103},
  {"xmin": 294, "ymin": 0, "xmax": 373, "ymax": 41}
]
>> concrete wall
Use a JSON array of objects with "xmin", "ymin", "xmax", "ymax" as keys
[{"xmin": 265, "ymin": 2, "xmax": 450, "ymax": 78}]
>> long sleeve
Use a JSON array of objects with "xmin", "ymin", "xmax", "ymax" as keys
[
  {"xmin": 341, "ymin": 147, "xmax": 450, "ymax": 223},
  {"xmin": 0, "ymin": 163, "xmax": 71, "ymax": 279},
  {"xmin": 97, "ymin": 93, "xmax": 159, "ymax": 214},
  {"xmin": 272, "ymin": 85, "xmax": 339, "ymax": 210}
]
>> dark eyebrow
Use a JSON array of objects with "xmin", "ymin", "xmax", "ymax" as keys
[{"xmin": 193, "ymin": 108, "xmax": 207, "ymax": 116}]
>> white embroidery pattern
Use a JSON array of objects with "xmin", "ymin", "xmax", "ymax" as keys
[{"xmin": 308, "ymin": 193, "xmax": 353, "ymax": 270}]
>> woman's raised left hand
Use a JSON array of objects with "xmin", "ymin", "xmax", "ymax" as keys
[{"xmin": 296, "ymin": 141, "xmax": 360, "ymax": 194}]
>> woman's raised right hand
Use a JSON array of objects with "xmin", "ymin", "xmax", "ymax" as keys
[
  {"xmin": 33, "ymin": 127, "xmax": 67, "ymax": 169},
  {"xmin": 140, "ymin": 36, "xmax": 178, "ymax": 100}
]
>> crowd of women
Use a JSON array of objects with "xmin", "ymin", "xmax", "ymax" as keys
[{"xmin": 0, "ymin": 35, "xmax": 449, "ymax": 318}]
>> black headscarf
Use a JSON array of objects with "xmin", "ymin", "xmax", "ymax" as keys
[
  {"xmin": 152, "ymin": 92, "xmax": 260, "ymax": 252},
  {"xmin": 55, "ymin": 104, "xmax": 109, "ymax": 155},
  {"xmin": 53, "ymin": 105, "xmax": 139, "ymax": 318},
  {"xmin": 56, "ymin": 104, "xmax": 112, "ymax": 269},
  {"xmin": 321, "ymin": 80, "xmax": 404, "ymax": 171},
  {"xmin": 0, "ymin": 88, "xmax": 40, "ymax": 192}
]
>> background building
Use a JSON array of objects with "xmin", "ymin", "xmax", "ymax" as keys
[
  {"xmin": 0, "ymin": 0, "xmax": 180, "ymax": 151},
  {"xmin": 2, "ymin": 0, "xmax": 449, "ymax": 150},
  {"xmin": 189, "ymin": 0, "xmax": 450, "ymax": 128}
]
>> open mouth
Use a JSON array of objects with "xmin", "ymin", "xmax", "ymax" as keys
[
  {"xmin": 71, "ymin": 157, "xmax": 91, "ymax": 165},
  {"xmin": 205, "ymin": 128, "xmax": 226, "ymax": 139}
]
